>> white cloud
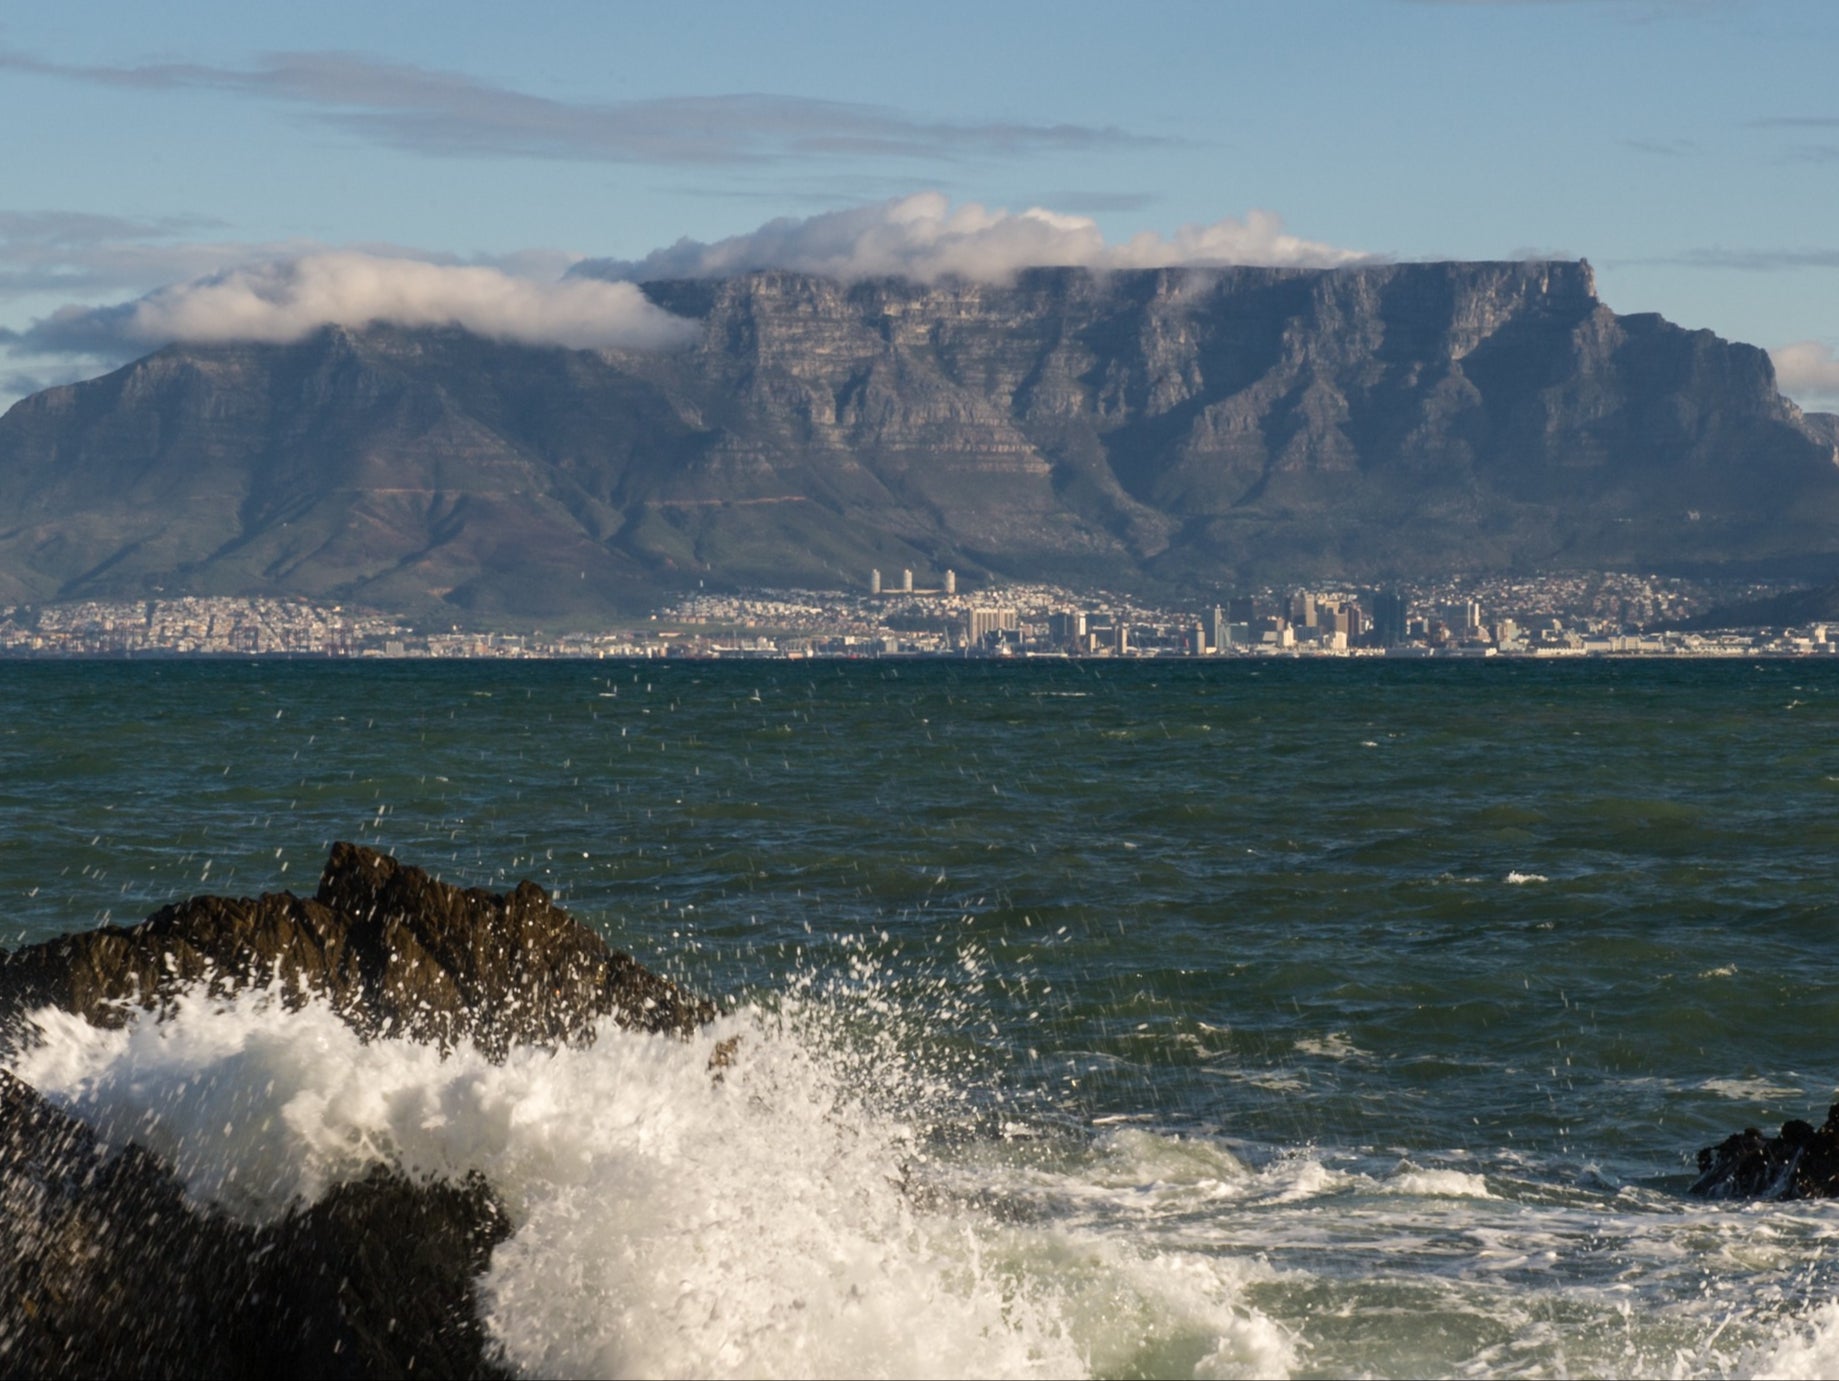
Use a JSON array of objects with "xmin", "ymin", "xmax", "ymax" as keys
[
  {"xmin": 12, "ymin": 252, "xmax": 700, "ymax": 358},
  {"xmin": 1, "ymin": 197, "xmax": 1368, "ymax": 406},
  {"xmin": 576, "ymin": 192, "xmax": 1370, "ymax": 285},
  {"xmin": 1772, "ymin": 340, "xmax": 1839, "ymax": 410}
]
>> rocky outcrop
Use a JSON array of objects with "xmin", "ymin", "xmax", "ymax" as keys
[
  {"xmin": 1690, "ymin": 1107, "xmax": 1839, "ymax": 1200},
  {"xmin": 3, "ymin": 263, "xmax": 1837, "ymax": 617},
  {"xmin": 0, "ymin": 840, "xmax": 712, "ymax": 1057},
  {"xmin": 0, "ymin": 1070, "xmax": 512, "ymax": 1378},
  {"xmin": 0, "ymin": 844, "xmax": 714, "ymax": 1377}
]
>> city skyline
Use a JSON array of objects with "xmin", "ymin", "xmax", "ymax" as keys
[{"xmin": 5, "ymin": 568, "xmax": 1829, "ymax": 660}]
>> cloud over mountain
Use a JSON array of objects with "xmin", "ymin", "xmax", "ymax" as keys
[
  {"xmin": 1772, "ymin": 340, "xmax": 1839, "ymax": 408},
  {"xmin": 572, "ymin": 193, "xmax": 1371, "ymax": 285},
  {"xmin": 8, "ymin": 252, "xmax": 700, "ymax": 358},
  {"xmin": 2, "ymin": 199, "xmax": 1370, "ymax": 377}
]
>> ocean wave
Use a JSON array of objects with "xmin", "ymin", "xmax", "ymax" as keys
[
  {"xmin": 10, "ymin": 985, "xmax": 1297, "ymax": 1380},
  {"xmin": 1700, "ymin": 1076, "xmax": 1803, "ymax": 1102},
  {"xmin": 13, "ymin": 965, "xmax": 1839, "ymax": 1379},
  {"xmin": 1292, "ymin": 1031, "xmax": 1370, "ymax": 1061},
  {"xmin": 1746, "ymin": 1299, "xmax": 1839, "ymax": 1380},
  {"xmin": 1382, "ymin": 1166, "xmax": 1495, "ymax": 1199}
]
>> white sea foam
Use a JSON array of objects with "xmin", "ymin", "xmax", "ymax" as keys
[
  {"xmin": 1745, "ymin": 1300, "xmax": 1839, "ymax": 1380},
  {"xmin": 9, "ymin": 986, "xmax": 1297, "ymax": 1380},
  {"xmin": 999, "ymin": 1129, "xmax": 1343, "ymax": 1223},
  {"xmin": 1700, "ymin": 1076, "xmax": 1802, "ymax": 1102},
  {"xmin": 19, "ymin": 978, "xmax": 1839, "ymax": 1380},
  {"xmin": 1293, "ymin": 1031, "xmax": 1369, "ymax": 1061},
  {"xmin": 1383, "ymin": 1166, "xmax": 1495, "ymax": 1199},
  {"xmin": 1504, "ymin": 870, "xmax": 1549, "ymax": 885},
  {"xmin": 1240, "ymin": 1071, "xmax": 1309, "ymax": 1092}
]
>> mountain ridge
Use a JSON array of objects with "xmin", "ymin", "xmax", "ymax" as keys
[{"xmin": 2, "ymin": 261, "xmax": 1835, "ymax": 622}]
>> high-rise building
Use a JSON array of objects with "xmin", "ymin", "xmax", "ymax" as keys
[
  {"xmin": 1447, "ymin": 599, "xmax": 1483, "ymax": 638},
  {"xmin": 966, "ymin": 608, "xmax": 1019, "ymax": 645},
  {"xmin": 1048, "ymin": 610, "xmax": 1086, "ymax": 647},
  {"xmin": 870, "ymin": 569, "xmax": 882, "ymax": 595},
  {"xmin": 1209, "ymin": 604, "xmax": 1228, "ymax": 652},
  {"xmin": 1290, "ymin": 592, "xmax": 1318, "ymax": 628},
  {"xmin": 1371, "ymin": 590, "xmax": 1407, "ymax": 647},
  {"xmin": 901, "ymin": 569, "xmax": 914, "ymax": 593},
  {"xmin": 944, "ymin": 570, "xmax": 956, "ymax": 595}
]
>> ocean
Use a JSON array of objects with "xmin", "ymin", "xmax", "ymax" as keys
[{"xmin": 4, "ymin": 656, "xmax": 1839, "ymax": 1378}]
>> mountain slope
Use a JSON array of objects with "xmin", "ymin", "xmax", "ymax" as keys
[{"xmin": 1, "ymin": 261, "xmax": 1834, "ymax": 619}]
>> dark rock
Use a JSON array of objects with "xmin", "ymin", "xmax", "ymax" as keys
[
  {"xmin": 0, "ymin": 1068, "xmax": 224, "ymax": 1377},
  {"xmin": 0, "ymin": 840, "xmax": 714, "ymax": 1056},
  {"xmin": 0, "ymin": 845, "xmax": 717, "ymax": 1376},
  {"xmin": 0, "ymin": 1070, "xmax": 512, "ymax": 1379},
  {"xmin": 248, "ymin": 1168, "xmax": 513, "ymax": 1379},
  {"xmin": 1690, "ymin": 1104, "xmax": 1839, "ymax": 1200}
]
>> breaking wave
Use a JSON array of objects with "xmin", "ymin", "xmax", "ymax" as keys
[{"xmin": 10, "ymin": 976, "xmax": 1294, "ymax": 1380}]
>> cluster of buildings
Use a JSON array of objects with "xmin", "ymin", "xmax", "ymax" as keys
[
  {"xmin": 0, "ymin": 569, "xmax": 1832, "ymax": 659},
  {"xmin": 647, "ymin": 575, "xmax": 1839, "ymax": 659},
  {"xmin": 0, "ymin": 598, "xmax": 406, "ymax": 656}
]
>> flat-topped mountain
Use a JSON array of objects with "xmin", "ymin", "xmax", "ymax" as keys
[{"xmin": 2, "ymin": 262, "xmax": 1835, "ymax": 620}]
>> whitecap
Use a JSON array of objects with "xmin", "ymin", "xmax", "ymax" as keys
[
  {"xmin": 1293, "ymin": 1032, "xmax": 1369, "ymax": 1060},
  {"xmin": 1700, "ymin": 1076, "xmax": 1802, "ymax": 1102},
  {"xmin": 1383, "ymin": 1166, "xmax": 1495, "ymax": 1199}
]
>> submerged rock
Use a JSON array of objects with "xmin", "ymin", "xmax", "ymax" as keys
[
  {"xmin": 0, "ymin": 840, "xmax": 712, "ymax": 1056},
  {"xmin": 1690, "ymin": 1106, "xmax": 1839, "ymax": 1200},
  {"xmin": 0, "ymin": 844, "xmax": 717, "ymax": 1378}
]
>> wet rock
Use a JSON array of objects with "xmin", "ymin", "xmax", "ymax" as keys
[
  {"xmin": 0, "ymin": 844, "xmax": 718, "ymax": 1377},
  {"xmin": 0, "ymin": 1070, "xmax": 513, "ymax": 1378},
  {"xmin": 1690, "ymin": 1105, "xmax": 1839, "ymax": 1200},
  {"xmin": 248, "ymin": 1168, "xmax": 513, "ymax": 1379},
  {"xmin": 0, "ymin": 840, "xmax": 713, "ymax": 1055}
]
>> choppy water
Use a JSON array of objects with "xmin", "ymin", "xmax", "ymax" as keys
[{"xmin": 5, "ymin": 657, "xmax": 1839, "ymax": 1377}]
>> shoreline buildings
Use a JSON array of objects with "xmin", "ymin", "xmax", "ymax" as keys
[{"xmin": 3, "ymin": 570, "xmax": 1835, "ymax": 659}]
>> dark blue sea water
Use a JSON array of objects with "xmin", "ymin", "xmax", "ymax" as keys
[{"xmin": 6, "ymin": 658, "xmax": 1839, "ymax": 1377}]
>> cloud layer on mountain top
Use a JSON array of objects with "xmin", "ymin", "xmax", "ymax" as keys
[
  {"xmin": 574, "ymin": 192, "xmax": 1371, "ymax": 285},
  {"xmin": 11, "ymin": 252, "xmax": 698, "ymax": 358}
]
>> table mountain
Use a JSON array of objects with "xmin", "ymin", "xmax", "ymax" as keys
[{"xmin": 2, "ymin": 261, "xmax": 1835, "ymax": 620}]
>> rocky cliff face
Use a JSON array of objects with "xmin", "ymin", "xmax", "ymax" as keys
[{"xmin": 2, "ymin": 262, "xmax": 1835, "ymax": 617}]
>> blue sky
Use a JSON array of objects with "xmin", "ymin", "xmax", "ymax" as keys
[{"xmin": 4, "ymin": 0, "xmax": 1838, "ymax": 405}]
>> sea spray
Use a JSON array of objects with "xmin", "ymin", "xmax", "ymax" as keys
[
  {"xmin": 11, "ymin": 934, "xmax": 1839, "ymax": 1380},
  {"xmin": 8, "ymin": 978, "xmax": 1295, "ymax": 1379},
  {"xmin": 19, "ymin": 975, "xmax": 1839, "ymax": 1376}
]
